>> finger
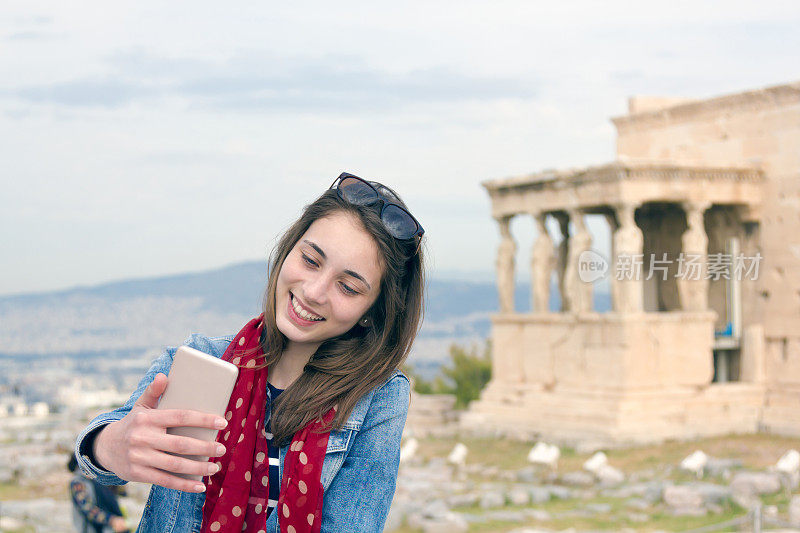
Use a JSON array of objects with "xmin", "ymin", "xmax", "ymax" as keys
[
  {"xmin": 149, "ymin": 409, "xmax": 228, "ymax": 430},
  {"xmin": 152, "ymin": 434, "xmax": 226, "ymax": 458},
  {"xmin": 133, "ymin": 465, "xmax": 208, "ymax": 493},
  {"xmin": 136, "ymin": 373, "xmax": 168, "ymax": 409},
  {"xmin": 147, "ymin": 450, "xmax": 220, "ymax": 478}
]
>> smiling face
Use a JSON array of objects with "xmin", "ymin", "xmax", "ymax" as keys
[{"xmin": 274, "ymin": 210, "xmax": 384, "ymax": 354}]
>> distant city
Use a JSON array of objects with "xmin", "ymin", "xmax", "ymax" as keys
[{"xmin": 0, "ymin": 259, "xmax": 610, "ymax": 417}]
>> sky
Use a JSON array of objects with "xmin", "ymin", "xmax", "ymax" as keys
[{"xmin": 1, "ymin": 1, "xmax": 798, "ymax": 295}]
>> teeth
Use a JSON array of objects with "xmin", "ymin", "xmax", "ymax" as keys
[{"xmin": 291, "ymin": 295, "xmax": 324, "ymax": 321}]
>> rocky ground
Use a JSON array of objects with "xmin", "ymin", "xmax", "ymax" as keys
[
  {"xmin": 2, "ymin": 432, "xmax": 800, "ymax": 532},
  {"xmin": 386, "ymin": 433, "xmax": 800, "ymax": 532}
]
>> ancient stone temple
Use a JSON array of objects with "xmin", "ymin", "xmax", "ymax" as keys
[{"xmin": 461, "ymin": 81, "xmax": 800, "ymax": 445}]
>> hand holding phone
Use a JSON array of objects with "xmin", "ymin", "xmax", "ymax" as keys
[
  {"xmin": 156, "ymin": 346, "xmax": 240, "ymax": 481},
  {"xmin": 93, "ymin": 346, "xmax": 239, "ymax": 492}
]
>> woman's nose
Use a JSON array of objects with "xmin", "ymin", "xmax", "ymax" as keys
[{"xmin": 303, "ymin": 274, "xmax": 329, "ymax": 305}]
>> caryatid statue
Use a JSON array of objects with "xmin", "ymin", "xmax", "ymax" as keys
[
  {"xmin": 531, "ymin": 212, "xmax": 556, "ymax": 313},
  {"xmin": 613, "ymin": 203, "xmax": 644, "ymax": 313},
  {"xmin": 564, "ymin": 209, "xmax": 593, "ymax": 313},
  {"xmin": 602, "ymin": 211, "xmax": 621, "ymax": 312},
  {"xmin": 553, "ymin": 213, "xmax": 570, "ymax": 311},
  {"xmin": 495, "ymin": 215, "xmax": 516, "ymax": 313},
  {"xmin": 678, "ymin": 201, "xmax": 711, "ymax": 311}
]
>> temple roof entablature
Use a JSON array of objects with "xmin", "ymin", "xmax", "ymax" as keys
[{"xmin": 482, "ymin": 162, "xmax": 764, "ymax": 222}]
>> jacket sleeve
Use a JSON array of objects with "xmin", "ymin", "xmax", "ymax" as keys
[
  {"xmin": 319, "ymin": 372, "xmax": 411, "ymax": 533},
  {"xmin": 73, "ymin": 333, "xmax": 233, "ymax": 486}
]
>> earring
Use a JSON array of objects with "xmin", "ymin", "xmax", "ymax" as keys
[{"xmin": 359, "ymin": 316, "xmax": 370, "ymax": 327}]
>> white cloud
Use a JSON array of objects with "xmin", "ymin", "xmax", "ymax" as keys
[{"xmin": 0, "ymin": 0, "xmax": 798, "ymax": 294}]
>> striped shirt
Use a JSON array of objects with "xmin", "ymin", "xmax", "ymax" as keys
[{"xmin": 265, "ymin": 381, "xmax": 284, "ymax": 518}]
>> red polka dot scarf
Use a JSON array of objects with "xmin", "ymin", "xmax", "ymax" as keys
[{"xmin": 201, "ymin": 315, "xmax": 336, "ymax": 533}]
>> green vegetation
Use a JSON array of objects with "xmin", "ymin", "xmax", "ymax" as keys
[
  {"xmin": 0, "ymin": 477, "xmax": 70, "ymax": 501},
  {"xmin": 394, "ymin": 494, "xmax": 748, "ymax": 533},
  {"xmin": 405, "ymin": 340, "xmax": 492, "ymax": 408},
  {"xmin": 2, "ymin": 527, "xmax": 36, "ymax": 533},
  {"xmin": 0, "ymin": 480, "xmax": 21, "ymax": 500}
]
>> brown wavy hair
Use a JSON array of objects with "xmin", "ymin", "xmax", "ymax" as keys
[{"xmin": 256, "ymin": 186, "xmax": 425, "ymax": 446}]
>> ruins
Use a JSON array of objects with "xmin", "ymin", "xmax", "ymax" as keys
[{"xmin": 461, "ymin": 81, "xmax": 800, "ymax": 444}]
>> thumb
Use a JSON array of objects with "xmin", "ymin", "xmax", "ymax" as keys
[{"xmin": 136, "ymin": 373, "xmax": 168, "ymax": 409}]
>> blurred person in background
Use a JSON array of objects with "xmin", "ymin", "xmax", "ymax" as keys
[{"xmin": 68, "ymin": 453, "xmax": 130, "ymax": 533}]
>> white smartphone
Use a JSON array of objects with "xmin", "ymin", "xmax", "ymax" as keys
[{"xmin": 156, "ymin": 345, "xmax": 239, "ymax": 481}]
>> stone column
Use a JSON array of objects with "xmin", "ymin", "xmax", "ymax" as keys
[
  {"xmin": 678, "ymin": 201, "xmax": 711, "ymax": 311},
  {"xmin": 602, "ymin": 211, "xmax": 620, "ymax": 312},
  {"xmin": 553, "ymin": 212, "xmax": 570, "ymax": 311},
  {"xmin": 613, "ymin": 203, "xmax": 644, "ymax": 313},
  {"xmin": 495, "ymin": 215, "xmax": 516, "ymax": 313},
  {"xmin": 530, "ymin": 211, "xmax": 555, "ymax": 313},
  {"xmin": 564, "ymin": 209, "xmax": 593, "ymax": 313}
]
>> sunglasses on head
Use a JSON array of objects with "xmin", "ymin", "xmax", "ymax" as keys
[{"xmin": 330, "ymin": 173, "xmax": 425, "ymax": 244}]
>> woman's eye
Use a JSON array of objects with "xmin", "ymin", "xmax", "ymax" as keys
[
  {"xmin": 340, "ymin": 283, "xmax": 358, "ymax": 295},
  {"xmin": 301, "ymin": 254, "xmax": 318, "ymax": 267}
]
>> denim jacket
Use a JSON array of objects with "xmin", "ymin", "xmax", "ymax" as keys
[{"xmin": 75, "ymin": 333, "xmax": 411, "ymax": 533}]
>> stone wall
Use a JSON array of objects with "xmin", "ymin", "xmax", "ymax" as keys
[
  {"xmin": 460, "ymin": 312, "xmax": 768, "ymax": 444},
  {"xmin": 406, "ymin": 392, "xmax": 459, "ymax": 437},
  {"xmin": 489, "ymin": 312, "xmax": 716, "ymax": 391},
  {"xmin": 462, "ymin": 380, "xmax": 764, "ymax": 445}
]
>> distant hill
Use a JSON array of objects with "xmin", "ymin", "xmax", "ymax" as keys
[
  {"xmin": 0, "ymin": 260, "xmax": 609, "ymax": 362},
  {"xmin": 1, "ymin": 261, "xmax": 270, "ymax": 316}
]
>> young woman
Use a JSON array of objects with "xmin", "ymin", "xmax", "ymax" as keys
[{"xmin": 74, "ymin": 173, "xmax": 425, "ymax": 533}]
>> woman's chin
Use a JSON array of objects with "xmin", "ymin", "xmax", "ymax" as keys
[{"xmin": 277, "ymin": 315, "xmax": 318, "ymax": 343}]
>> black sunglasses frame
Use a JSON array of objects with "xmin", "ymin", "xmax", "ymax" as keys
[{"xmin": 330, "ymin": 173, "xmax": 425, "ymax": 250}]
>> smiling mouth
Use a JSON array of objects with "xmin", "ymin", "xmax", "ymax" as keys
[{"xmin": 290, "ymin": 293, "xmax": 325, "ymax": 322}]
